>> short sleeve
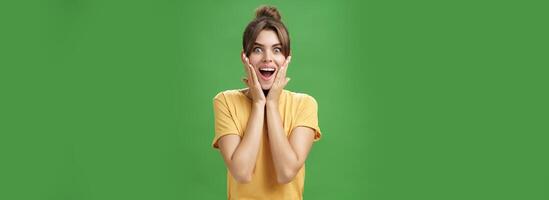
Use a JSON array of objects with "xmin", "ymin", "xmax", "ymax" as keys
[
  {"xmin": 293, "ymin": 95, "xmax": 322, "ymax": 142},
  {"xmin": 212, "ymin": 93, "xmax": 240, "ymax": 149}
]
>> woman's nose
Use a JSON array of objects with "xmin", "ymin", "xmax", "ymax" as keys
[{"xmin": 262, "ymin": 51, "xmax": 273, "ymax": 62}]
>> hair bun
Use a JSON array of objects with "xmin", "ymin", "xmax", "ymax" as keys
[{"xmin": 255, "ymin": 5, "xmax": 281, "ymax": 21}]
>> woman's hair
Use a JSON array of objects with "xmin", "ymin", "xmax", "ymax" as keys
[{"xmin": 242, "ymin": 5, "xmax": 290, "ymax": 57}]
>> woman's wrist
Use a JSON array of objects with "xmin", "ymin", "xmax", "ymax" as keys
[
  {"xmin": 253, "ymin": 100, "xmax": 266, "ymax": 108},
  {"xmin": 266, "ymin": 100, "xmax": 278, "ymax": 108}
]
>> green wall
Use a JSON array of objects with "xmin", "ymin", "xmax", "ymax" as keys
[{"xmin": 1, "ymin": 0, "xmax": 547, "ymax": 199}]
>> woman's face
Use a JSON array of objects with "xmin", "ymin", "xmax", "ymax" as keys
[{"xmin": 248, "ymin": 30, "xmax": 288, "ymax": 90}]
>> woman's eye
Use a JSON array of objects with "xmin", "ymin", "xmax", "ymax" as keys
[
  {"xmin": 253, "ymin": 47, "xmax": 262, "ymax": 53},
  {"xmin": 274, "ymin": 48, "xmax": 281, "ymax": 53}
]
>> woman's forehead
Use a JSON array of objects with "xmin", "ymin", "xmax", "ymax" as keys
[{"xmin": 255, "ymin": 30, "xmax": 280, "ymax": 46}]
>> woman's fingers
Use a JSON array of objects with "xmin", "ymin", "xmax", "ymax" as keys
[
  {"xmin": 273, "ymin": 56, "xmax": 291, "ymax": 86},
  {"xmin": 240, "ymin": 53, "xmax": 263, "ymax": 91},
  {"xmin": 282, "ymin": 56, "xmax": 291, "ymax": 76},
  {"xmin": 243, "ymin": 57, "xmax": 261, "ymax": 88},
  {"xmin": 242, "ymin": 53, "xmax": 255, "ymax": 82},
  {"xmin": 245, "ymin": 57, "xmax": 251, "ymax": 67},
  {"xmin": 248, "ymin": 64, "xmax": 261, "ymax": 87},
  {"xmin": 241, "ymin": 53, "xmax": 251, "ymax": 81}
]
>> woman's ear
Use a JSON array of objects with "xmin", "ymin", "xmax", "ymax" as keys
[
  {"xmin": 242, "ymin": 49, "xmax": 249, "ymax": 57},
  {"xmin": 240, "ymin": 49, "xmax": 246, "ymax": 64}
]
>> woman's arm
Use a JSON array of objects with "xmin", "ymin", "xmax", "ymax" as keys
[
  {"xmin": 266, "ymin": 102, "xmax": 315, "ymax": 184},
  {"xmin": 263, "ymin": 56, "xmax": 316, "ymax": 184},
  {"xmin": 217, "ymin": 52, "xmax": 267, "ymax": 183},
  {"xmin": 218, "ymin": 102, "xmax": 264, "ymax": 184}
]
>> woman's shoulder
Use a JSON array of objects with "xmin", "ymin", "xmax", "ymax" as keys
[
  {"xmin": 213, "ymin": 88, "xmax": 247, "ymax": 101},
  {"xmin": 284, "ymin": 90, "xmax": 318, "ymax": 104}
]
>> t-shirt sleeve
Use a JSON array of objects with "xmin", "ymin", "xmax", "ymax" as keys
[
  {"xmin": 293, "ymin": 95, "xmax": 322, "ymax": 142},
  {"xmin": 212, "ymin": 93, "xmax": 240, "ymax": 149}
]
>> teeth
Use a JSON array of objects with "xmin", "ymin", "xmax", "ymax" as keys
[{"xmin": 259, "ymin": 68, "xmax": 275, "ymax": 71}]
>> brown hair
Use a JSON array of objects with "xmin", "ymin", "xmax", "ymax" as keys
[{"xmin": 242, "ymin": 5, "xmax": 291, "ymax": 57}]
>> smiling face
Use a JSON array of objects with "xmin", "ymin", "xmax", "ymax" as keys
[{"xmin": 248, "ymin": 30, "xmax": 288, "ymax": 90}]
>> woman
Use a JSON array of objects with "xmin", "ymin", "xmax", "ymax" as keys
[{"xmin": 212, "ymin": 5, "xmax": 322, "ymax": 200}]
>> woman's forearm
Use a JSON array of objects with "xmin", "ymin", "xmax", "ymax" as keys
[
  {"xmin": 265, "ymin": 101, "xmax": 300, "ymax": 184},
  {"xmin": 229, "ymin": 102, "xmax": 265, "ymax": 182}
]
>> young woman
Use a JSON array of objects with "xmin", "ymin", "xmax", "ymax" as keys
[{"xmin": 212, "ymin": 5, "xmax": 322, "ymax": 200}]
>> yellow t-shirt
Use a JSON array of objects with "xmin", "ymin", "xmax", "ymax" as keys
[{"xmin": 212, "ymin": 89, "xmax": 322, "ymax": 200}]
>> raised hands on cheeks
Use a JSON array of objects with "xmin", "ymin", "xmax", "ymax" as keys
[
  {"xmin": 241, "ymin": 51, "xmax": 266, "ymax": 105},
  {"xmin": 265, "ymin": 55, "xmax": 291, "ymax": 105},
  {"xmin": 241, "ymin": 51, "xmax": 291, "ymax": 106}
]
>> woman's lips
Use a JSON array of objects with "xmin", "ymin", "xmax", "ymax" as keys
[{"xmin": 258, "ymin": 69, "xmax": 275, "ymax": 81}]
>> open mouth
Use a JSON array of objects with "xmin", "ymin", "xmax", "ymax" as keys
[{"xmin": 258, "ymin": 68, "xmax": 276, "ymax": 80}]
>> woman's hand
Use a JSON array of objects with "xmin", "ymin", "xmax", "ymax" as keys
[
  {"xmin": 241, "ymin": 51, "xmax": 266, "ymax": 105},
  {"xmin": 266, "ymin": 56, "xmax": 291, "ymax": 105}
]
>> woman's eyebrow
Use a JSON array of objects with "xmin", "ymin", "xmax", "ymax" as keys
[{"xmin": 254, "ymin": 42, "xmax": 281, "ymax": 47}]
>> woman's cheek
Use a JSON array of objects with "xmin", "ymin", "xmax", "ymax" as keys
[
  {"xmin": 275, "ymin": 57, "xmax": 286, "ymax": 67},
  {"xmin": 248, "ymin": 55, "xmax": 261, "ymax": 65}
]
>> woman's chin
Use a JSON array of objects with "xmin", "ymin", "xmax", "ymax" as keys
[
  {"xmin": 261, "ymin": 87, "xmax": 272, "ymax": 90},
  {"xmin": 260, "ymin": 84, "xmax": 273, "ymax": 90}
]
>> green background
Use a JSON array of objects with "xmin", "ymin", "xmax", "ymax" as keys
[{"xmin": 1, "ymin": 0, "xmax": 547, "ymax": 199}]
